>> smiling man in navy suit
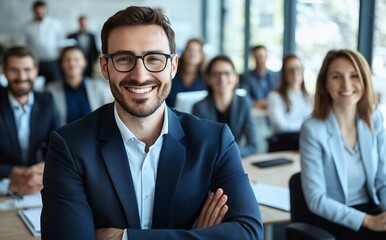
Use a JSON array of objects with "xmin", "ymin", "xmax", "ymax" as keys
[
  {"xmin": 41, "ymin": 6, "xmax": 262, "ymax": 240},
  {"xmin": 0, "ymin": 46, "xmax": 60, "ymax": 195}
]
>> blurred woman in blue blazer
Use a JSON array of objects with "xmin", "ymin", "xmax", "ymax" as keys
[
  {"xmin": 192, "ymin": 55, "xmax": 257, "ymax": 157},
  {"xmin": 300, "ymin": 49, "xmax": 386, "ymax": 239}
]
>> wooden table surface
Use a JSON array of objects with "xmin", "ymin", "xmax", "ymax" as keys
[
  {"xmin": 242, "ymin": 151, "xmax": 300, "ymax": 224},
  {"xmin": 0, "ymin": 208, "xmax": 40, "ymax": 240}
]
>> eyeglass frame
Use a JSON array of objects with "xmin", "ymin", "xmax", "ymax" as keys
[{"xmin": 102, "ymin": 51, "xmax": 175, "ymax": 73}]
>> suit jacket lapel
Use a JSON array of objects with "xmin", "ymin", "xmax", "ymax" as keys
[
  {"xmin": 229, "ymin": 96, "xmax": 238, "ymax": 135},
  {"xmin": 0, "ymin": 91, "xmax": 21, "ymax": 158},
  {"xmin": 152, "ymin": 109, "xmax": 186, "ymax": 228},
  {"xmin": 98, "ymin": 104, "xmax": 140, "ymax": 228},
  {"xmin": 205, "ymin": 97, "xmax": 218, "ymax": 120},
  {"xmin": 357, "ymin": 118, "xmax": 374, "ymax": 191},
  {"xmin": 326, "ymin": 111, "xmax": 347, "ymax": 198}
]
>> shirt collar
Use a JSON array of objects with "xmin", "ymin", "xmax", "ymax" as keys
[
  {"xmin": 8, "ymin": 91, "xmax": 34, "ymax": 111},
  {"xmin": 114, "ymin": 102, "xmax": 169, "ymax": 143}
]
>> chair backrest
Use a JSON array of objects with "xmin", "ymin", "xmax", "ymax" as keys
[
  {"xmin": 289, "ymin": 172, "xmax": 317, "ymax": 222},
  {"xmin": 267, "ymin": 131, "xmax": 300, "ymax": 152},
  {"xmin": 288, "ymin": 172, "xmax": 336, "ymax": 240}
]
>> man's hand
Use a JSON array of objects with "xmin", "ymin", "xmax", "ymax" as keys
[
  {"xmin": 196, "ymin": 188, "xmax": 228, "ymax": 229},
  {"xmin": 95, "ymin": 228, "xmax": 124, "ymax": 240},
  {"xmin": 9, "ymin": 162, "xmax": 45, "ymax": 194}
]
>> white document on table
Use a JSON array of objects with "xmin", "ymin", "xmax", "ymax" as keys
[
  {"xmin": 13, "ymin": 193, "xmax": 42, "ymax": 208},
  {"xmin": 18, "ymin": 207, "xmax": 41, "ymax": 236},
  {"xmin": 251, "ymin": 182, "xmax": 290, "ymax": 212}
]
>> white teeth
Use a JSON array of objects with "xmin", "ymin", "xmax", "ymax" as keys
[
  {"xmin": 128, "ymin": 87, "xmax": 153, "ymax": 94},
  {"xmin": 340, "ymin": 91, "xmax": 353, "ymax": 96}
]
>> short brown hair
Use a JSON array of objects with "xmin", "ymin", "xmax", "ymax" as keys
[
  {"xmin": 313, "ymin": 49, "xmax": 375, "ymax": 129},
  {"xmin": 2, "ymin": 46, "xmax": 39, "ymax": 70},
  {"xmin": 100, "ymin": 6, "xmax": 175, "ymax": 54}
]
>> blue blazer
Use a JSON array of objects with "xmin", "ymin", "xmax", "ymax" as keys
[
  {"xmin": 240, "ymin": 69, "xmax": 280, "ymax": 100},
  {"xmin": 300, "ymin": 110, "xmax": 386, "ymax": 231},
  {"xmin": 0, "ymin": 88, "xmax": 60, "ymax": 178},
  {"xmin": 41, "ymin": 103, "xmax": 263, "ymax": 240},
  {"xmin": 192, "ymin": 94, "xmax": 257, "ymax": 157}
]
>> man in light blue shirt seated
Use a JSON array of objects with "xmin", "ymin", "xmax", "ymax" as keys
[
  {"xmin": 0, "ymin": 46, "xmax": 60, "ymax": 195},
  {"xmin": 240, "ymin": 45, "xmax": 280, "ymax": 109}
]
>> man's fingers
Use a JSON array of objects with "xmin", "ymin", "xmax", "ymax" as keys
[
  {"xmin": 196, "ymin": 192, "xmax": 214, "ymax": 228},
  {"xmin": 215, "ymin": 204, "xmax": 229, "ymax": 225},
  {"xmin": 203, "ymin": 188, "xmax": 225, "ymax": 225},
  {"xmin": 207, "ymin": 194, "xmax": 227, "ymax": 226}
]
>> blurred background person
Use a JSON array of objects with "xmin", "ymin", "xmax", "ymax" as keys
[
  {"xmin": 18, "ymin": 1, "xmax": 64, "ymax": 85},
  {"xmin": 240, "ymin": 45, "xmax": 280, "ymax": 109},
  {"xmin": 192, "ymin": 55, "xmax": 257, "ymax": 157},
  {"xmin": 301, "ymin": 49, "xmax": 386, "ymax": 239},
  {"xmin": 67, "ymin": 15, "xmax": 100, "ymax": 78},
  {"xmin": 267, "ymin": 54, "xmax": 312, "ymax": 134},
  {"xmin": 166, "ymin": 38, "xmax": 205, "ymax": 107},
  {"xmin": 0, "ymin": 46, "xmax": 60, "ymax": 195},
  {"xmin": 45, "ymin": 46, "xmax": 112, "ymax": 126}
]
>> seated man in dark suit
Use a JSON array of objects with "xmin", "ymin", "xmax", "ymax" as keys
[
  {"xmin": 41, "ymin": 6, "xmax": 263, "ymax": 240},
  {"xmin": 0, "ymin": 46, "xmax": 60, "ymax": 195}
]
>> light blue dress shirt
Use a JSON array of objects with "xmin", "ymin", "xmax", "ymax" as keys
[
  {"xmin": 114, "ymin": 103, "xmax": 169, "ymax": 239},
  {"xmin": 8, "ymin": 91, "xmax": 34, "ymax": 164}
]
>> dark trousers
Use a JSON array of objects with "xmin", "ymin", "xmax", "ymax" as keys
[{"xmin": 308, "ymin": 202, "xmax": 386, "ymax": 240}]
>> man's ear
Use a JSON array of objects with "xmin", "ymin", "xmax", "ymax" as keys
[
  {"xmin": 99, "ymin": 56, "xmax": 109, "ymax": 80},
  {"xmin": 171, "ymin": 55, "xmax": 178, "ymax": 79}
]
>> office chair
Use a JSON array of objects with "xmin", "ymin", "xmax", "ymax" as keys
[
  {"xmin": 286, "ymin": 172, "xmax": 336, "ymax": 240},
  {"xmin": 266, "ymin": 131, "xmax": 300, "ymax": 152}
]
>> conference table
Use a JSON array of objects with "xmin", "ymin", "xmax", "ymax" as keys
[
  {"xmin": 242, "ymin": 151, "xmax": 300, "ymax": 240},
  {"xmin": 0, "ymin": 208, "xmax": 39, "ymax": 240},
  {"xmin": 0, "ymin": 151, "xmax": 300, "ymax": 239}
]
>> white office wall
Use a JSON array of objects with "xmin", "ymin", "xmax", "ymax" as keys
[{"xmin": 0, "ymin": 0, "xmax": 202, "ymax": 54}]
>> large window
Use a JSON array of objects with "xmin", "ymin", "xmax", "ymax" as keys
[
  {"xmin": 249, "ymin": 0, "xmax": 284, "ymax": 72},
  {"xmin": 372, "ymin": 0, "xmax": 386, "ymax": 103},
  {"xmin": 219, "ymin": 0, "xmax": 283, "ymax": 73},
  {"xmin": 223, "ymin": 0, "xmax": 246, "ymax": 72},
  {"xmin": 295, "ymin": 0, "xmax": 360, "ymax": 93}
]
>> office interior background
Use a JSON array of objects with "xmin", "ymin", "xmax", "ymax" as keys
[
  {"xmin": 0, "ymin": 0, "xmax": 385, "ymax": 96},
  {"xmin": 0, "ymin": 1, "xmax": 385, "ymax": 239}
]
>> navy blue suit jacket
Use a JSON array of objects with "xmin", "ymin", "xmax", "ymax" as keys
[
  {"xmin": 0, "ymin": 88, "xmax": 60, "ymax": 178},
  {"xmin": 41, "ymin": 103, "xmax": 263, "ymax": 240},
  {"xmin": 192, "ymin": 94, "xmax": 257, "ymax": 157}
]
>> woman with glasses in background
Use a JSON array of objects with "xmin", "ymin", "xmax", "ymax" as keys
[
  {"xmin": 192, "ymin": 55, "xmax": 257, "ymax": 157},
  {"xmin": 265, "ymin": 54, "xmax": 312, "ymax": 152},
  {"xmin": 267, "ymin": 53, "xmax": 312, "ymax": 134}
]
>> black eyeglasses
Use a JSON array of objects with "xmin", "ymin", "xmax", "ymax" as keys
[{"xmin": 102, "ymin": 51, "xmax": 175, "ymax": 73}]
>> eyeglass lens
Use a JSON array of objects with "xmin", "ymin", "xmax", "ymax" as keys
[{"xmin": 112, "ymin": 53, "xmax": 169, "ymax": 72}]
